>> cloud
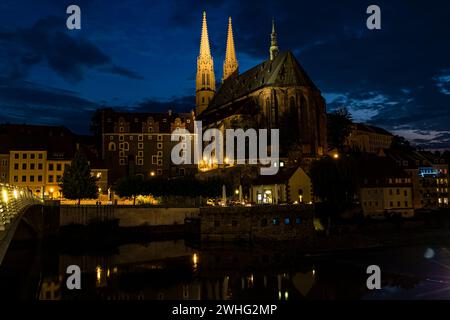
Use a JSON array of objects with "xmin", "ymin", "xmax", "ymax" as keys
[
  {"xmin": 0, "ymin": 77, "xmax": 98, "ymax": 133},
  {"xmin": 0, "ymin": 16, "xmax": 143, "ymax": 83},
  {"xmin": 130, "ymin": 95, "xmax": 195, "ymax": 113}
]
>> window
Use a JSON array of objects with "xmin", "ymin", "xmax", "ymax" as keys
[
  {"xmin": 30, "ymin": 163, "xmax": 35, "ymax": 170},
  {"xmin": 48, "ymin": 164, "xmax": 54, "ymax": 171},
  {"xmin": 152, "ymin": 156, "xmax": 157, "ymax": 164},
  {"xmin": 157, "ymin": 135, "xmax": 163, "ymax": 141},
  {"xmin": 14, "ymin": 176, "xmax": 18, "ymax": 182},
  {"xmin": 405, "ymin": 201, "xmax": 408, "ymax": 207},
  {"xmin": 404, "ymin": 190, "xmax": 408, "ymax": 196},
  {"xmin": 295, "ymin": 217, "xmax": 301, "ymax": 224},
  {"xmin": 38, "ymin": 164, "xmax": 43, "ymax": 170},
  {"xmin": 273, "ymin": 217, "xmax": 280, "ymax": 225},
  {"xmin": 138, "ymin": 143, "xmax": 144, "ymax": 149},
  {"xmin": 30, "ymin": 176, "xmax": 34, "ymax": 182},
  {"xmin": 397, "ymin": 201, "xmax": 401, "ymax": 207},
  {"xmin": 22, "ymin": 163, "xmax": 26, "ymax": 170},
  {"xmin": 14, "ymin": 153, "xmax": 19, "ymax": 159},
  {"xmin": 30, "ymin": 154, "xmax": 35, "ymax": 159},
  {"xmin": 137, "ymin": 158, "xmax": 143, "ymax": 166},
  {"xmin": 157, "ymin": 151, "xmax": 163, "ymax": 157},
  {"xmin": 129, "ymin": 136, "xmax": 133, "ymax": 140},
  {"xmin": 119, "ymin": 135, "xmax": 124, "ymax": 141},
  {"xmin": 108, "ymin": 142, "xmax": 116, "ymax": 151},
  {"xmin": 110, "ymin": 136, "xmax": 114, "ymax": 140},
  {"xmin": 57, "ymin": 164, "xmax": 62, "ymax": 171},
  {"xmin": 119, "ymin": 151, "xmax": 125, "ymax": 157},
  {"xmin": 48, "ymin": 175, "xmax": 54, "ymax": 183},
  {"xmin": 284, "ymin": 217, "xmax": 290, "ymax": 225},
  {"xmin": 138, "ymin": 151, "xmax": 144, "ymax": 157},
  {"xmin": 157, "ymin": 159, "xmax": 163, "ymax": 166},
  {"xmin": 157, "ymin": 142, "xmax": 163, "ymax": 150},
  {"xmin": 22, "ymin": 154, "xmax": 27, "ymax": 159},
  {"xmin": 38, "ymin": 154, "xmax": 43, "ymax": 159},
  {"xmin": 1, "ymin": 159, "xmax": 7, "ymax": 166},
  {"xmin": 57, "ymin": 175, "xmax": 61, "ymax": 182},
  {"xmin": 138, "ymin": 135, "xmax": 143, "ymax": 141},
  {"xmin": 389, "ymin": 189, "xmax": 393, "ymax": 195},
  {"xmin": 14, "ymin": 163, "xmax": 19, "ymax": 170},
  {"xmin": 119, "ymin": 158, "xmax": 126, "ymax": 165},
  {"xmin": 22, "ymin": 176, "xmax": 26, "ymax": 182},
  {"xmin": 38, "ymin": 175, "xmax": 42, "ymax": 182},
  {"xmin": 396, "ymin": 189, "xmax": 400, "ymax": 195},
  {"xmin": 157, "ymin": 169, "xmax": 163, "ymax": 175},
  {"xmin": 123, "ymin": 142, "xmax": 129, "ymax": 151},
  {"xmin": 390, "ymin": 201, "xmax": 394, "ymax": 207}
]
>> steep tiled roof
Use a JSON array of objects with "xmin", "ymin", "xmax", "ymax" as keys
[{"xmin": 199, "ymin": 51, "xmax": 319, "ymax": 119}]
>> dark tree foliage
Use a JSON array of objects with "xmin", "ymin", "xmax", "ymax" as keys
[
  {"xmin": 327, "ymin": 108, "xmax": 353, "ymax": 150},
  {"xmin": 114, "ymin": 175, "xmax": 145, "ymax": 205},
  {"xmin": 114, "ymin": 176, "xmax": 227, "ymax": 200},
  {"xmin": 310, "ymin": 155, "xmax": 358, "ymax": 212},
  {"xmin": 60, "ymin": 150, "xmax": 98, "ymax": 205},
  {"xmin": 390, "ymin": 135, "xmax": 415, "ymax": 151}
]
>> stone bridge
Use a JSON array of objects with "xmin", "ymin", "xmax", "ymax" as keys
[{"xmin": 0, "ymin": 184, "xmax": 43, "ymax": 266}]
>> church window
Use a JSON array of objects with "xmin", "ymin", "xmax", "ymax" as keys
[{"xmin": 265, "ymin": 98, "xmax": 271, "ymax": 127}]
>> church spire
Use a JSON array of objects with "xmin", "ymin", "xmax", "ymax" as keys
[
  {"xmin": 270, "ymin": 18, "xmax": 279, "ymax": 61},
  {"xmin": 199, "ymin": 11, "xmax": 212, "ymax": 58},
  {"xmin": 222, "ymin": 17, "xmax": 238, "ymax": 82},
  {"xmin": 196, "ymin": 11, "xmax": 216, "ymax": 115}
]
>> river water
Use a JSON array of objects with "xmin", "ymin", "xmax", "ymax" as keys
[{"xmin": 1, "ymin": 238, "xmax": 450, "ymax": 300}]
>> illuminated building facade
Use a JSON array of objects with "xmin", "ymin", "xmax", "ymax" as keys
[
  {"xmin": 97, "ymin": 109, "xmax": 197, "ymax": 184},
  {"xmin": 196, "ymin": 13, "xmax": 327, "ymax": 163}
]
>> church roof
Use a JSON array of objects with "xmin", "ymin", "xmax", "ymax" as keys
[{"xmin": 199, "ymin": 51, "xmax": 319, "ymax": 119}]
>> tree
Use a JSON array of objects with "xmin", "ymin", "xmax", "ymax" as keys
[
  {"xmin": 391, "ymin": 135, "xmax": 414, "ymax": 151},
  {"xmin": 114, "ymin": 175, "xmax": 145, "ymax": 205},
  {"xmin": 60, "ymin": 150, "xmax": 98, "ymax": 205},
  {"xmin": 310, "ymin": 155, "xmax": 358, "ymax": 211},
  {"xmin": 327, "ymin": 108, "xmax": 353, "ymax": 150}
]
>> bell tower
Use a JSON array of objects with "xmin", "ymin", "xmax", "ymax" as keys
[
  {"xmin": 222, "ymin": 17, "xmax": 238, "ymax": 82},
  {"xmin": 196, "ymin": 11, "xmax": 216, "ymax": 115}
]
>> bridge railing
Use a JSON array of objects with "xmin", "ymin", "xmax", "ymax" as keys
[{"xmin": 0, "ymin": 184, "xmax": 43, "ymax": 231}]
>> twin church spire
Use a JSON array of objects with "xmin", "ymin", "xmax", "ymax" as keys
[{"xmin": 196, "ymin": 12, "xmax": 278, "ymax": 115}]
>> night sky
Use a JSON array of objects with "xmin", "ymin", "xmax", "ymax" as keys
[{"xmin": 0, "ymin": 0, "xmax": 449, "ymax": 148}]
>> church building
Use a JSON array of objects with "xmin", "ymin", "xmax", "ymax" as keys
[{"xmin": 195, "ymin": 12, "xmax": 327, "ymax": 159}]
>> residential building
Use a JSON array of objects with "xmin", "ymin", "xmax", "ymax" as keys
[
  {"xmin": 358, "ymin": 156, "xmax": 414, "ymax": 218},
  {"xmin": 346, "ymin": 123, "xmax": 393, "ymax": 154},
  {"xmin": 250, "ymin": 166, "xmax": 313, "ymax": 204}
]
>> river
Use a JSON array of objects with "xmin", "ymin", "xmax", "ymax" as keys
[{"xmin": 1, "ymin": 238, "xmax": 450, "ymax": 300}]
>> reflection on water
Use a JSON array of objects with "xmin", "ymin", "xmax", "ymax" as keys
[{"xmin": 3, "ymin": 239, "xmax": 450, "ymax": 300}]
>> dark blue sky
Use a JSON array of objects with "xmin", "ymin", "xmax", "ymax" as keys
[{"xmin": 0, "ymin": 0, "xmax": 449, "ymax": 148}]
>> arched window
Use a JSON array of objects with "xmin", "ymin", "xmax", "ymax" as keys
[
  {"xmin": 265, "ymin": 98, "xmax": 271, "ymax": 127},
  {"xmin": 290, "ymin": 96, "xmax": 299, "ymax": 140},
  {"xmin": 108, "ymin": 142, "xmax": 116, "ymax": 151}
]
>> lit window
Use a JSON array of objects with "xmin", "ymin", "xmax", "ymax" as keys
[
  {"xmin": 284, "ymin": 218, "xmax": 290, "ymax": 225},
  {"xmin": 273, "ymin": 217, "xmax": 280, "ymax": 225}
]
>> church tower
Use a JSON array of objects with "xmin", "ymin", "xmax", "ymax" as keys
[
  {"xmin": 222, "ymin": 17, "xmax": 238, "ymax": 82},
  {"xmin": 269, "ymin": 19, "xmax": 279, "ymax": 61},
  {"xmin": 196, "ymin": 11, "xmax": 216, "ymax": 115}
]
